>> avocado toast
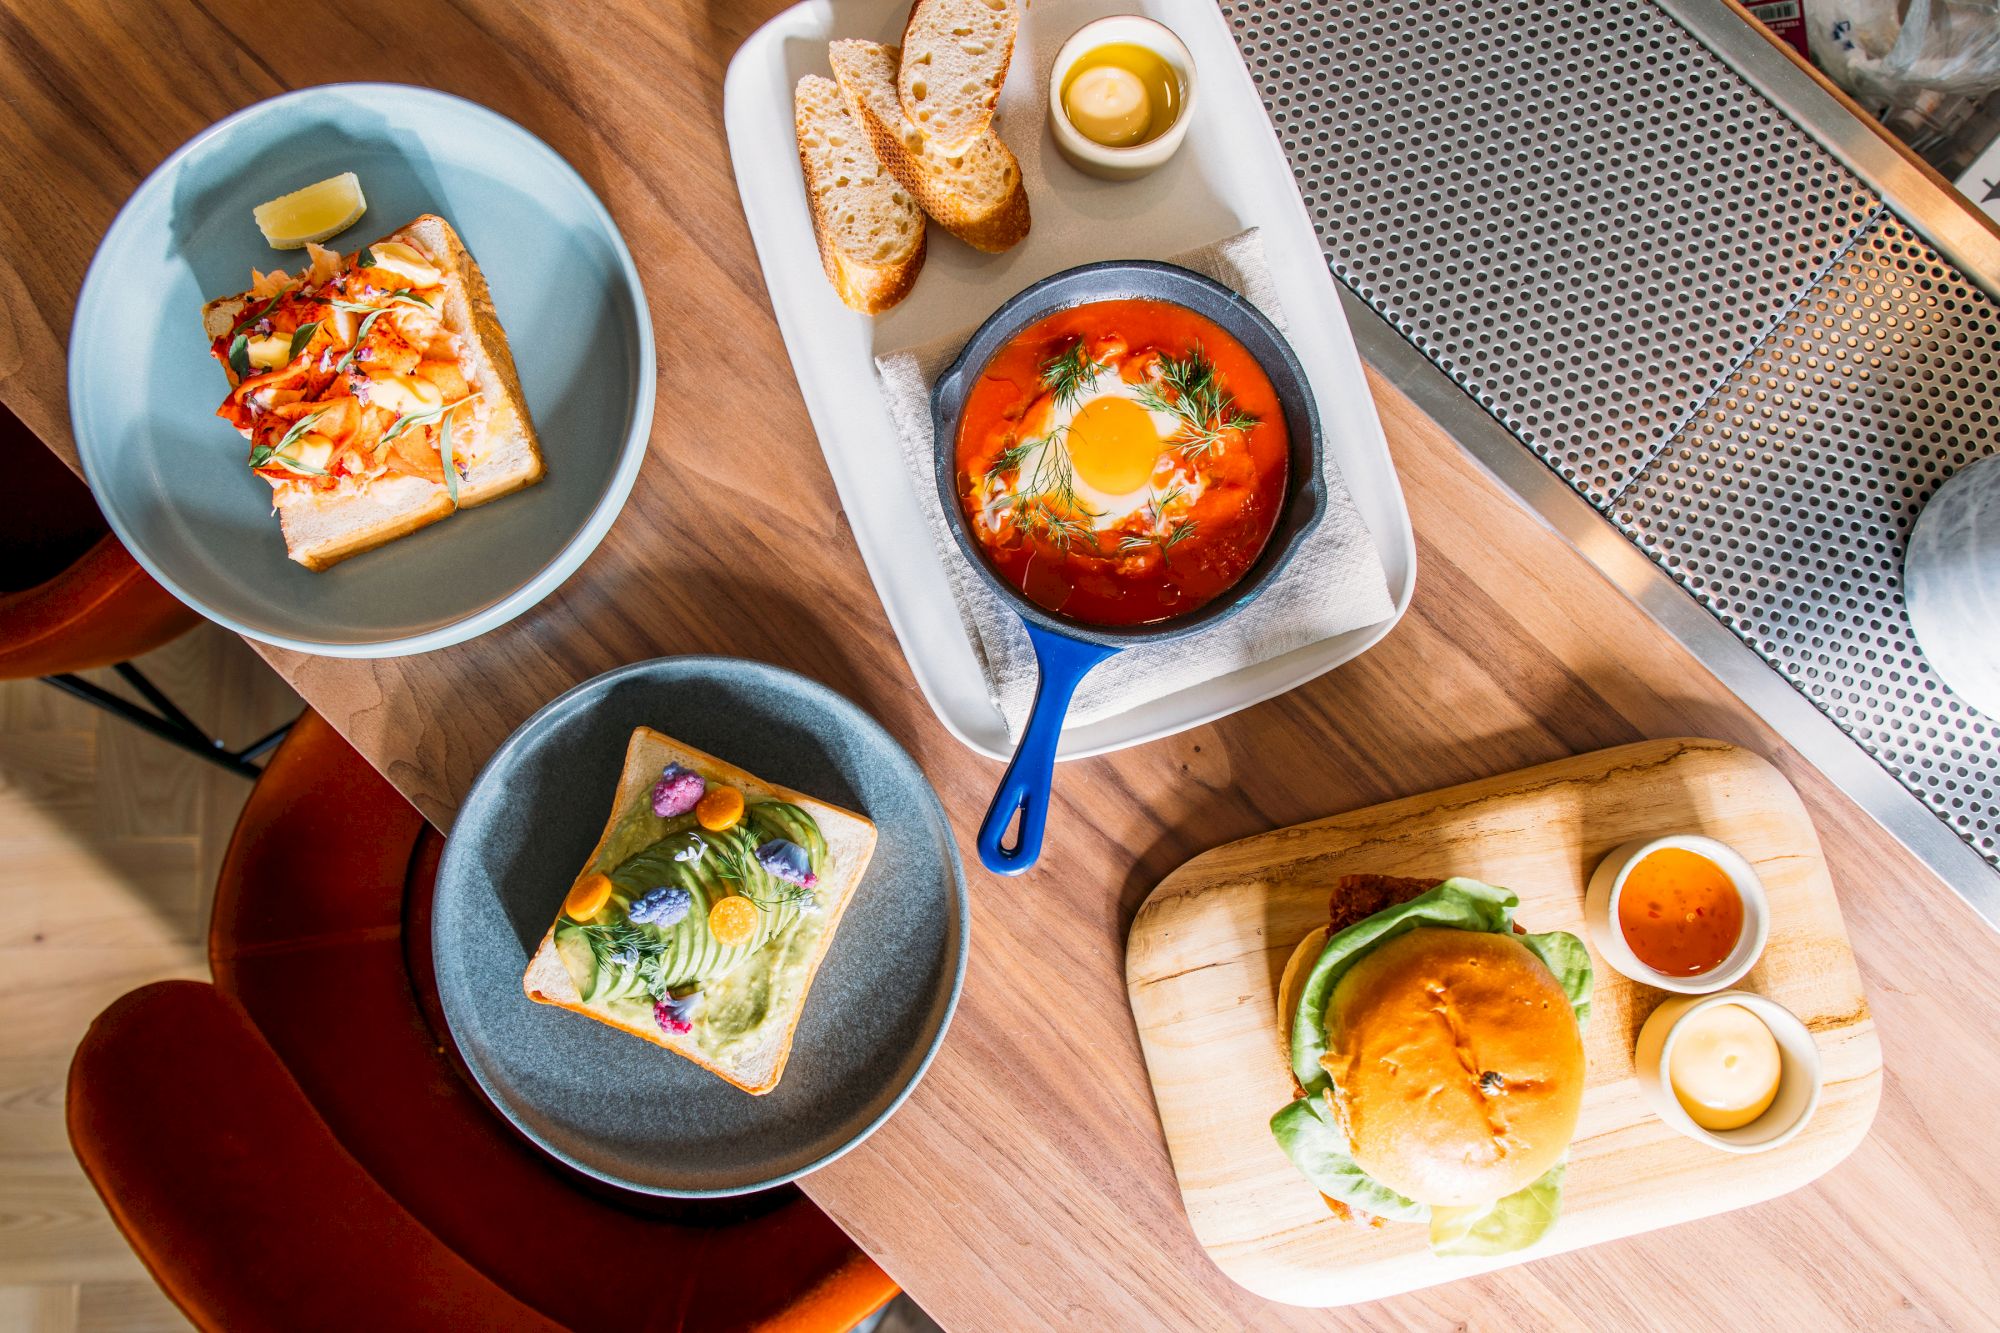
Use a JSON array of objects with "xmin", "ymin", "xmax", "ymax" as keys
[{"xmin": 522, "ymin": 727, "xmax": 877, "ymax": 1094}]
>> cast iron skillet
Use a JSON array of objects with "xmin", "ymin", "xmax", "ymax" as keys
[{"xmin": 932, "ymin": 261, "xmax": 1326, "ymax": 875}]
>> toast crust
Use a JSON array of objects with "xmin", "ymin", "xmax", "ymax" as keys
[
  {"xmin": 202, "ymin": 214, "xmax": 545, "ymax": 570},
  {"xmin": 522, "ymin": 728, "xmax": 878, "ymax": 1095}
]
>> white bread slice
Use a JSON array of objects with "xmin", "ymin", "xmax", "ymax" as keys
[
  {"xmin": 522, "ymin": 727, "xmax": 879, "ymax": 1095},
  {"xmin": 830, "ymin": 40, "xmax": 1030, "ymax": 255},
  {"xmin": 794, "ymin": 75, "xmax": 925, "ymax": 314},
  {"xmin": 202, "ymin": 214, "xmax": 545, "ymax": 571},
  {"xmin": 897, "ymin": 0, "xmax": 1018, "ymax": 152}
]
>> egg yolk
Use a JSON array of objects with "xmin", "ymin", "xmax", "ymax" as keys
[{"xmin": 1066, "ymin": 396, "xmax": 1162, "ymax": 496}]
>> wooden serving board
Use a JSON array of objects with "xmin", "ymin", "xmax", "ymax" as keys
[{"xmin": 1126, "ymin": 738, "xmax": 1881, "ymax": 1308}]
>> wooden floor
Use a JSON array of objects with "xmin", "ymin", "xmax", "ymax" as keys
[{"xmin": 0, "ymin": 625, "xmax": 300, "ymax": 1332}]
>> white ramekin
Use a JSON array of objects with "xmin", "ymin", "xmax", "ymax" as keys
[
  {"xmin": 1047, "ymin": 16, "xmax": 1198, "ymax": 181},
  {"xmin": 1584, "ymin": 833, "xmax": 1769, "ymax": 994},
  {"xmin": 1634, "ymin": 990, "xmax": 1824, "ymax": 1153}
]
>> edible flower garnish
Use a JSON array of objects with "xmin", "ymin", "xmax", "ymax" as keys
[
  {"xmin": 652, "ymin": 763, "xmax": 706, "ymax": 818},
  {"xmin": 654, "ymin": 992, "xmax": 700, "ymax": 1035},
  {"xmin": 754, "ymin": 839, "xmax": 818, "ymax": 890},
  {"xmin": 629, "ymin": 886, "xmax": 693, "ymax": 927}
]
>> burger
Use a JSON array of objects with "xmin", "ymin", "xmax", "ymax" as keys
[{"xmin": 1270, "ymin": 875, "xmax": 1592, "ymax": 1256}]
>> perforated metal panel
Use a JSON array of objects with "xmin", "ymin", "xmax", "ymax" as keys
[
  {"xmin": 1619, "ymin": 213, "xmax": 2000, "ymax": 862},
  {"xmin": 1226, "ymin": 0, "xmax": 2000, "ymax": 871},
  {"xmin": 1226, "ymin": 0, "xmax": 1880, "ymax": 505}
]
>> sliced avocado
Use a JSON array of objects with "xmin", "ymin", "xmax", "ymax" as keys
[{"xmin": 553, "ymin": 924, "xmax": 601, "ymax": 1002}]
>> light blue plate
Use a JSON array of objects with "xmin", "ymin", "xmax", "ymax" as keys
[{"xmin": 69, "ymin": 84, "xmax": 654, "ymax": 657}]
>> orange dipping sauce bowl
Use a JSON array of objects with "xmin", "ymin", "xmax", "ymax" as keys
[{"xmin": 1584, "ymin": 834, "xmax": 1771, "ymax": 993}]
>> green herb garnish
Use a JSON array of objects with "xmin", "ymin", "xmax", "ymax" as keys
[
  {"xmin": 334, "ymin": 308, "xmax": 384, "ymax": 374},
  {"xmin": 981, "ymin": 425, "xmax": 1105, "ymax": 554},
  {"xmin": 227, "ymin": 332, "xmax": 251, "ymax": 379},
  {"xmin": 1135, "ymin": 346, "xmax": 1258, "ymax": 460},
  {"xmin": 381, "ymin": 392, "xmax": 478, "ymax": 446},
  {"xmin": 357, "ymin": 245, "xmax": 377, "ymax": 267},
  {"xmin": 712, "ymin": 837, "xmax": 815, "ymax": 910},
  {"xmin": 286, "ymin": 322, "xmax": 319, "ymax": 361},
  {"xmin": 247, "ymin": 407, "xmax": 333, "ymax": 475},
  {"xmin": 438, "ymin": 403, "xmax": 460, "ymax": 508},
  {"xmin": 1040, "ymin": 340, "xmax": 1103, "ymax": 412},
  {"xmin": 230, "ymin": 290, "xmax": 288, "ymax": 339}
]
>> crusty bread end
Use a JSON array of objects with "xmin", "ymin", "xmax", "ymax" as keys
[
  {"xmin": 830, "ymin": 40, "xmax": 1029, "ymax": 255},
  {"xmin": 794, "ymin": 75, "xmax": 926, "ymax": 314}
]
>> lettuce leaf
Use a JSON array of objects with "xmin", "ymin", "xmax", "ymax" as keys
[
  {"xmin": 1428, "ymin": 1163, "xmax": 1566, "ymax": 1256},
  {"xmin": 1267, "ymin": 877, "xmax": 1592, "ymax": 1254},
  {"xmin": 1269, "ymin": 1096, "xmax": 1428, "ymax": 1223}
]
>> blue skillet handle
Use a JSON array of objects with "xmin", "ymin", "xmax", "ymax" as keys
[{"xmin": 977, "ymin": 622, "xmax": 1120, "ymax": 876}]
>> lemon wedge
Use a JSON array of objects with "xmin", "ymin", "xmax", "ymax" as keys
[{"xmin": 253, "ymin": 173, "xmax": 367, "ymax": 249}]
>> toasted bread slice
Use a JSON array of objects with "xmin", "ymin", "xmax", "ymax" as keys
[
  {"xmin": 830, "ymin": 40, "xmax": 1030, "ymax": 254},
  {"xmin": 795, "ymin": 75, "xmax": 926, "ymax": 314},
  {"xmin": 897, "ymin": 0, "xmax": 1018, "ymax": 152},
  {"xmin": 522, "ymin": 727, "xmax": 878, "ymax": 1095},
  {"xmin": 202, "ymin": 214, "xmax": 544, "ymax": 570}
]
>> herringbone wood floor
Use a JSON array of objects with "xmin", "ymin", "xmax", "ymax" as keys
[{"xmin": 0, "ymin": 623, "xmax": 299, "ymax": 1332}]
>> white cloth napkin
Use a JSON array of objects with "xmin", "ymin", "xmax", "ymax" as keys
[{"xmin": 875, "ymin": 228, "xmax": 1395, "ymax": 740}]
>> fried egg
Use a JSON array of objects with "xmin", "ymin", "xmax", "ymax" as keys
[{"xmin": 1015, "ymin": 368, "xmax": 1203, "ymax": 530}]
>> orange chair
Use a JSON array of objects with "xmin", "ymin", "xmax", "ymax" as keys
[
  {"xmin": 68, "ymin": 710, "xmax": 900, "ymax": 1333},
  {"xmin": 0, "ymin": 404, "xmax": 283, "ymax": 777}
]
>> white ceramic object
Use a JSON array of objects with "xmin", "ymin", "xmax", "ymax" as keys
[
  {"xmin": 1047, "ymin": 16, "xmax": 1197, "ymax": 180},
  {"xmin": 1634, "ymin": 990, "xmax": 1824, "ymax": 1153},
  {"xmin": 724, "ymin": 0, "xmax": 1416, "ymax": 762},
  {"xmin": 1584, "ymin": 834, "xmax": 1770, "ymax": 993},
  {"xmin": 1905, "ymin": 452, "xmax": 2000, "ymax": 718}
]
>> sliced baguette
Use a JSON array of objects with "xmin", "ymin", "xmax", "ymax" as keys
[
  {"xmin": 202, "ymin": 214, "xmax": 544, "ymax": 571},
  {"xmin": 521, "ymin": 727, "xmax": 879, "ymax": 1096},
  {"xmin": 897, "ymin": 0, "xmax": 1018, "ymax": 152},
  {"xmin": 830, "ymin": 40, "xmax": 1030, "ymax": 254},
  {"xmin": 795, "ymin": 75, "xmax": 926, "ymax": 314}
]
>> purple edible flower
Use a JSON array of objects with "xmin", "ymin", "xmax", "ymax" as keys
[
  {"xmin": 629, "ymin": 886, "xmax": 692, "ymax": 927},
  {"xmin": 651, "ymin": 763, "xmax": 705, "ymax": 818},
  {"xmin": 654, "ymin": 992, "xmax": 700, "ymax": 1035},
  {"xmin": 753, "ymin": 838, "xmax": 818, "ymax": 890}
]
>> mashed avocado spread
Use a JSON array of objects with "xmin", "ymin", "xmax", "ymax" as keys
[{"xmin": 551, "ymin": 791, "xmax": 831, "ymax": 1062}]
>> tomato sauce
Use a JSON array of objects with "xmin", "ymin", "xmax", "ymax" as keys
[
  {"xmin": 1617, "ymin": 847, "xmax": 1744, "ymax": 976},
  {"xmin": 952, "ymin": 299, "xmax": 1289, "ymax": 627}
]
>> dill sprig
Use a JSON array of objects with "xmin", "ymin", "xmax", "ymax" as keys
[
  {"xmin": 1135, "ymin": 346, "xmax": 1259, "ymax": 460},
  {"xmin": 1116, "ymin": 484, "xmax": 1200, "ymax": 561},
  {"xmin": 981, "ymin": 426, "xmax": 1103, "ymax": 555},
  {"xmin": 711, "ymin": 836, "xmax": 813, "ymax": 910},
  {"xmin": 1040, "ymin": 340, "xmax": 1103, "ymax": 412}
]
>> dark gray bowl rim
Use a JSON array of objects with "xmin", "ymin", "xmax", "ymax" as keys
[
  {"xmin": 930, "ymin": 259, "xmax": 1327, "ymax": 648},
  {"xmin": 431, "ymin": 654, "xmax": 971, "ymax": 1196}
]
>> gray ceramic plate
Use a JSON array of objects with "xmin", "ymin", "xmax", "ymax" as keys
[
  {"xmin": 69, "ymin": 83, "xmax": 654, "ymax": 657},
  {"xmin": 433, "ymin": 657, "xmax": 969, "ymax": 1195}
]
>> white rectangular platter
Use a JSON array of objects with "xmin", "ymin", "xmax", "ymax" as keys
[{"xmin": 723, "ymin": 0, "xmax": 1415, "ymax": 761}]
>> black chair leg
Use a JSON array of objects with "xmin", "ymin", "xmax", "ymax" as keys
[{"xmin": 42, "ymin": 665, "xmax": 294, "ymax": 780}]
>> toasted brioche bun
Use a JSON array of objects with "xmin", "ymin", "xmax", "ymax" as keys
[
  {"xmin": 1277, "ymin": 925, "xmax": 1329, "ymax": 1061},
  {"xmin": 1321, "ymin": 927, "xmax": 1584, "ymax": 1208},
  {"xmin": 202, "ymin": 214, "xmax": 545, "ymax": 570},
  {"xmin": 521, "ymin": 727, "xmax": 877, "ymax": 1095}
]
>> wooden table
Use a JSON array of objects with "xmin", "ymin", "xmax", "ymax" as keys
[{"xmin": 7, "ymin": 4, "xmax": 1999, "ymax": 1327}]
